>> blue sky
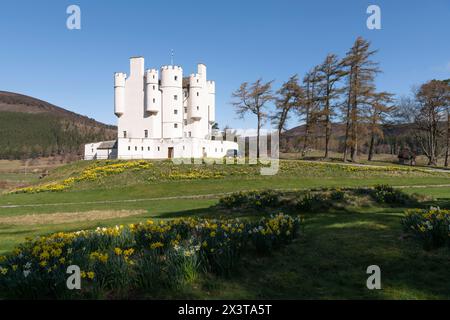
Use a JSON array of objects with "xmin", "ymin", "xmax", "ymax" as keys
[{"xmin": 0, "ymin": 0, "xmax": 449, "ymax": 129}]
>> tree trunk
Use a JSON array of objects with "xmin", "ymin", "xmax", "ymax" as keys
[
  {"xmin": 368, "ymin": 132, "xmax": 375, "ymax": 161},
  {"xmin": 445, "ymin": 108, "xmax": 450, "ymax": 167},
  {"xmin": 324, "ymin": 85, "xmax": 331, "ymax": 159},
  {"xmin": 324, "ymin": 113, "xmax": 330, "ymax": 159},
  {"xmin": 257, "ymin": 114, "xmax": 260, "ymax": 160},
  {"xmin": 302, "ymin": 117, "xmax": 309, "ymax": 157},
  {"xmin": 343, "ymin": 69, "xmax": 353, "ymax": 162},
  {"xmin": 350, "ymin": 68, "xmax": 358, "ymax": 163}
]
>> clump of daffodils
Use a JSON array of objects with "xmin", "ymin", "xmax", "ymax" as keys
[
  {"xmin": 0, "ymin": 213, "xmax": 303, "ymax": 299},
  {"xmin": 402, "ymin": 207, "xmax": 450, "ymax": 249}
]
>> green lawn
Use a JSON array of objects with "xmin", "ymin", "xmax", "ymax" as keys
[
  {"xmin": 1, "ymin": 159, "xmax": 450, "ymax": 252},
  {"xmin": 2, "ymin": 195, "xmax": 450, "ymax": 299}
]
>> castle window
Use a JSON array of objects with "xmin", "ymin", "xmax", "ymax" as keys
[
  {"xmin": 123, "ymin": 131, "xmax": 127, "ymax": 138},
  {"xmin": 184, "ymin": 120, "xmax": 187, "ymax": 125},
  {"xmin": 141, "ymin": 146, "xmax": 144, "ymax": 151},
  {"xmin": 144, "ymin": 130, "xmax": 148, "ymax": 138},
  {"xmin": 196, "ymin": 92, "xmax": 199, "ymax": 96},
  {"xmin": 135, "ymin": 146, "xmax": 137, "ymax": 151},
  {"xmin": 158, "ymin": 146, "xmax": 160, "ymax": 151},
  {"xmin": 174, "ymin": 95, "xmax": 178, "ymax": 100},
  {"xmin": 196, "ymin": 106, "xmax": 199, "ymax": 110},
  {"xmin": 174, "ymin": 109, "xmax": 178, "ymax": 115},
  {"xmin": 174, "ymin": 123, "xmax": 178, "ymax": 128},
  {"xmin": 153, "ymin": 75, "xmax": 155, "ymax": 79},
  {"xmin": 153, "ymin": 85, "xmax": 155, "ymax": 90},
  {"xmin": 196, "ymin": 79, "xmax": 199, "ymax": 83},
  {"xmin": 153, "ymin": 98, "xmax": 155, "ymax": 103},
  {"xmin": 148, "ymin": 146, "xmax": 150, "ymax": 151},
  {"xmin": 188, "ymin": 131, "xmax": 191, "ymax": 137},
  {"xmin": 128, "ymin": 146, "xmax": 130, "ymax": 151},
  {"xmin": 184, "ymin": 107, "xmax": 187, "ymax": 113},
  {"xmin": 184, "ymin": 91, "xmax": 188, "ymax": 97},
  {"xmin": 174, "ymin": 76, "xmax": 178, "ymax": 81},
  {"xmin": 183, "ymin": 146, "xmax": 185, "ymax": 150},
  {"xmin": 91, "ymin": 149, "xmax": 94, "ymax": 153}
]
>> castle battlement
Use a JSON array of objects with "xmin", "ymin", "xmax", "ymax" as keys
[{"xmin": 161, "ymin": 65, "xmax": 183, "ymax": 71}]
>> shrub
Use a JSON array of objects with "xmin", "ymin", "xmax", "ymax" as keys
[
  {"xmin": 371, "ymin": 185, "xmax": 416, "ymax": 206},
  {"xmin": 218, "ymin": 190, "xmax": 281, "ymax": 210},
  {"xmin": 296, "ymin": 192, "xmax": 334, "ymax": 212}
]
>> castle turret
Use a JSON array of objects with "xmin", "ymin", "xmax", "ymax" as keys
[
  {"xmin": 144, "ymin": 69, "xmax": 160, "ymax": 115},
  {"xmin": 188, "ymin": 73, "xmax": 202, "ymax": 120},
  {"xmin": 207, "ymin": 80, "xmax": 215, "ymax": 124},
  {"xmin": 114, "ymin": 72, "xmax": 126, "ymax": 117}
]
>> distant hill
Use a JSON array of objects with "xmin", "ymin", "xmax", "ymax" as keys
[{"xmin": 0, "ymin": 91, "xmax": 117, "ymax": 159}]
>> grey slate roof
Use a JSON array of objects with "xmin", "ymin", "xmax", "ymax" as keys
[{"xmin": 97, "ymin": 140, "xmax": 118, "ymax": 150}]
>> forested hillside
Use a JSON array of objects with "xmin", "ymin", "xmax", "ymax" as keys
[
  {"xmin": 0, "ymin": 91, "xmax": 117, "ymax": 159},
  {"xmin": 280, "ymin": 122, "xmax": 417, "ymax": 156}
]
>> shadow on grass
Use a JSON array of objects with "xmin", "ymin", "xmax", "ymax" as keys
[{"xmin": 194, "ymin": 211, "xmax": 450, "ymax": 299}]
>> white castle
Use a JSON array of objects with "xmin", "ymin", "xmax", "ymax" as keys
[{"xmin": 84, "ymin": 57, "xmax": 238, "ymax": 160}]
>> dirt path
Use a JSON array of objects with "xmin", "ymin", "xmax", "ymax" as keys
[{"xmin": 0, "ymin": 210, "xmax": 146, "ymax": 225}]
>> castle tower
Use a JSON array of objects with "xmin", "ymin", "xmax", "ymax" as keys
[
  {"xmin": 160, "ymin": 65, "xmax": 183, "ymax": 139},
  {"xmin": 187, "ymin": 64, "xmax": 209, "ymax": 138}
]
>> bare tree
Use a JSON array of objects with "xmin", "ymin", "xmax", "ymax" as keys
[
  {"xmin": 442, "ymin": 79, "xmax": 450, "ymax": 166},
  {"xmin": 299, "ymin": 67, "xmax": 321, "ymax": 156},
  {"xmin": 366, "ymin": 91, "xmax": 395, "ymax": 161},
  {"xmin": 341, "ymin": 37, "xmax": 380, "ymax": 162},
  {"xmin": 271, "ymin": 75, "xmax": 304, "ymax": 136},
  {"xmin": 316, "ymin": 54, "xmax": 345, "ymax": 158},
  {"xmin": 414, "ymin": 80, "xmax": 449, "ymax": 165},
  {"xmin": 231, "ymin": 79, "xmax": 274, "ymax": 158}
]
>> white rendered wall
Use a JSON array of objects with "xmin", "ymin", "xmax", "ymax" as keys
[
  {"xmin": 84, "ymin": 142, "xmax": 117, "ymax": 160},
  {"xmin": 116, "ymin": 137, "xmax": 238, "ymax": 159}
]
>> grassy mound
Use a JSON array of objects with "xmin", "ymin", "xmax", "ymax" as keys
[
  {"xmin": 8, "ymin": 159, "xmax": 450, "ymax": 195},
  {"xmin": 217, "ymin": 186, "xmax": 424, "ymax": 215}
]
